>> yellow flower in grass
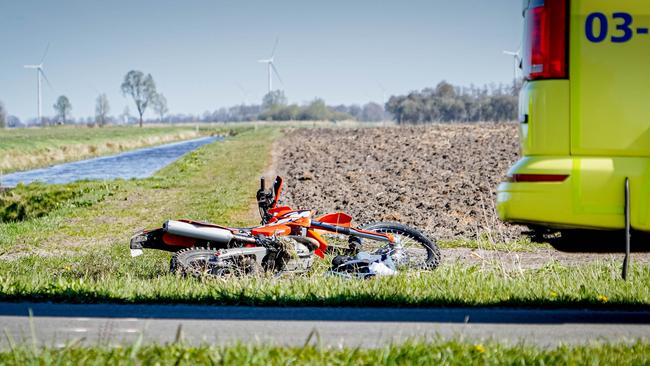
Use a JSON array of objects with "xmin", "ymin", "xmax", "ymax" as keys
[
  {"xmin": 549, "ymin": 291, "xmax": 558, "ymax": 298},
  {"xmin": 597, "ymin": 294, "xmax": 609, "ymax": 303},
  {"xmin": 473, "ymin": 344, "xmax": 486, "ymax": 353}
]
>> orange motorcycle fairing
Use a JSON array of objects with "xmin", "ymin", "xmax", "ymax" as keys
[
  {"xmin": 268, "ymin": 206, "xmax": 294, "ymax": 220},
  {"xmin": 316, "ymin": 212, "xmax": 353, "ymax": 227},
  {"xmin": 251, "ymin": 224, "xmax": 292, "ymax": 237}
]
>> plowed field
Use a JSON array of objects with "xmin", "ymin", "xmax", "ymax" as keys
[{"xmin": 276, "ymin": 123, "xmax": 522, "ymax": 243}]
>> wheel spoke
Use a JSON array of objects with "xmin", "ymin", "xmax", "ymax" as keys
[{"xmin": 355, "ymin": 225, "xmax": 437, "ymax": 270}]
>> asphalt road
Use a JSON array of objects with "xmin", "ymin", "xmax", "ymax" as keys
[{"xmin": 0, "ymin": 302, "xmax": 649, "ymax": 348}]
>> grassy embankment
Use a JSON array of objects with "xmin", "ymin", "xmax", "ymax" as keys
[
  {"xmin": 0, "ymin": 126, "xmax": 648, "ymax": 308},
  {"xmin": 0, "ymin": 125, "xmax": 212, "ymax": 174},
  {"xmin": 2, "ymin": 341, "xmax": 649, "ymax": 365}
]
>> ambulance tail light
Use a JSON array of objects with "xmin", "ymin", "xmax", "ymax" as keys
[{"xmin": 522, "ymin": 0, "xmax": 568, "ymax": 80}]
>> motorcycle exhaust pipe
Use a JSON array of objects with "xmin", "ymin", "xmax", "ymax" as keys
[{"xmin": 163, "ymin": 220, "xmax": 234, "ymax": 244}]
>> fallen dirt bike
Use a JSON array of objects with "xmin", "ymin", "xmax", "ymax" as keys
[{"xmin": 130, "ymin": 176, "xmax": 440, "ymax": 277}]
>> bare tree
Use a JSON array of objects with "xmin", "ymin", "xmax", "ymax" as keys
[
  {"xmin": 152, "ymin": 93, "xmax": 168, "ymax": 122},
  {"xmin": 95, "ymin": 93, "xmax": 110, "ymax": 127},
  {"xmin": 53, "ymin": 95, "xmax": 72, "ymax": 124},
  {"xmin": 120, "ymin": 70, "xmax": 157, "ymax": 127},
  {"xmin": 0, "ymin": 100, "xmax": 6, "ymax": 128}
]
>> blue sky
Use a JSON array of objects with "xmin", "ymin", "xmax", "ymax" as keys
[{"xmin": 0, "ymin": 0, "xmax": 521, "ymax": 121}]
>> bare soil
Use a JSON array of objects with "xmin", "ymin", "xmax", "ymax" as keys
[{"xmin": 276, "ymin": 123, "xmax": 522, "ymax": 242}]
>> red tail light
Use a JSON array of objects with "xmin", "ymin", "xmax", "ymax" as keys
[
  {"xmin": 522, "ymin": 0, "xmax": 568, "ymax": 80},
  {"xmin": 507, "ymin": 174, "xmax": 569, "ymax": 183}
]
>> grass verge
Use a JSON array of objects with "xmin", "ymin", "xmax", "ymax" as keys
[
  {"xmin": 2, "ymin": 341, "xmax": 649, "ymax": 365},
  {"xmin": 0, "ymin": 251, "xmax": 648, "ymax": 308}
]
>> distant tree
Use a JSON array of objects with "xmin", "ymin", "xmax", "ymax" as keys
[
  {"xmin": 435, "ymin": 81, "xmax": 456, "ymax": 98},
  {"xmin": 385, "ymin": 81, "xmax": 517, "ymax": 123},
  {"xmin": 120, "ymin": 70, "xmax": 157, "ymax": 127},
  {"xmin": 6, "ymin": 115, "xmax": 22, "ymax": 128},
  {"xmin": 262, "ymin": 90, "xmax": 288, "ymax": 109},
  {"xmin": 348, "ymin": 104, "xmax": 362, "ymax": 120},
  {"xmin": 152, "ymin": 93, "xmax": 169, "ymax": 122},
  {"xmin": 95, "ymin": 93, "xmax": 110, "ymax": 127},
  {"xmin": 261, "ymin": 104, "xmax": 301, "ymax": 121},
  {"xmin": 300, "ymin": 98, "xmax": 329, "ymax": 120},
  {"xmin": 6, "ymin": 114, "xmax": 19, "ymax": 128},
  {"xmin": 385, "ymin": 95, "xmax": 404, "ymax": 124},
  {"xmin": 0, "ymin": 100, "xmax": 6, "ymax": 128},
  {"xmin": 201, "ymin": 110, "xmax": 212, "ymax": 122},
  {"xmin": 361, "ymin": 102, "xmax": 385, "ymax": 122},
  {"xmin": 489, "ymin": 95, "xmax": 518, "ymax": 121},
  {"xmin": 53, "ymin": 95, "xmax": 72, "ymax": 124}
]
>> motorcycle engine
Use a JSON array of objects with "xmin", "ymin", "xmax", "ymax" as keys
[{"xmin": 265, "ymin": 236, "xmax": 315, "ymax": 272}]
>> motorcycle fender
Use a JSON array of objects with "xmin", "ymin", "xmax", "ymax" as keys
[{"xmin": 130, "ymin": 228, "xmax": 196, "ymax": 256}]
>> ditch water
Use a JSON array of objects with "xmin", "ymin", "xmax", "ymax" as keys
[{"xmin": 0, "ymin": 136, "xmax": 222, "ymax": 187}]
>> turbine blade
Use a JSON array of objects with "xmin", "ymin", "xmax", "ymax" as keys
[
  {"xmin": 271, "ymin": 63, "xmax": 284, "ymax": 86},
  {"xmin": 40, "ymin": 43, "xmax": 51, "ymax": 64},
  {"xmin": 39, "ymin": 69, "xmax": 54, "ymax": 90},
  {"xmin": 269, "ymin": 36, "xmax": 279, "ymax": 58}
]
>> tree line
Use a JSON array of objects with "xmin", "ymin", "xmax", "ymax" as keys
[
  {"xmin": 385, "ymin": 81, "xmax": 520, "ymax": 124},
  {"xmin": 202, "ymin": 91, "xmax": 387, "ymax": 123},
  {"xmin": 1, "ymin": 79, "xmax": 519, "ymax": 128}
]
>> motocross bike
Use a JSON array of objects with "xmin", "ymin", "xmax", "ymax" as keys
[{"xmin": 129, "ymin": 176, "xmax": 440, "ymax": 277}]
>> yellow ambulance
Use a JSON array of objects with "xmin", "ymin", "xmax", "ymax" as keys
[{"xmin": 497, "ymin": 0, "xmax": 650, "ymax": 232}]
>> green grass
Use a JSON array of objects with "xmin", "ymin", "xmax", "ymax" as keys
[
  {"xmin": 2, "ymin": 340, "xmax": 649, "ymax": 365},
  {"xmin": 0, "ymin": 125, "xmax": 226, "ymax": 173},
  {"xmin": 0, "ymin": 182, "xmax": 113, "ymax": 222},
  {"xmin": 0, "ymin": 250, "xmax": 647, "ymax": 308},
  {"xmin": 0, "ymin": 126, "xmax": 648, "ymax": 309}
]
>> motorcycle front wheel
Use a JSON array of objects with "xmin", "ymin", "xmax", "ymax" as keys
[{"xmin": 353, "ymin": 222, "xmax": 441, "ymax": 270}]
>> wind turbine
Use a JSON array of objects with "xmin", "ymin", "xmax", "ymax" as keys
[
  {"xmin": 24, "ymin": 44, "xmax": 53, "ymax": 125},
  {"xmin": 502, "ymin": 49, "xmax": 521, "ymax": 82},
  {"xmin": 236, "ymin": 82, "xmax": 250, "ymax": 105},
  {"xmin": 258, "ymin": 37, "xmax": 283, "ymax": 94}
]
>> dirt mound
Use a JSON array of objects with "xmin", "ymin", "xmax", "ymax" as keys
[{"xmin": 276, "ymin": 123, "xmax": 523, "ymax": 242}]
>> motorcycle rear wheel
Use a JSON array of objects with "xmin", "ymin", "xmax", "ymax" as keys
[{"xmin": 170, "ymin": 247, "xmax": 260, "ymax": 278}]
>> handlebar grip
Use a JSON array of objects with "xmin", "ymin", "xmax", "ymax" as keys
[{"xmin": 260, "ymin": 177, "xmax": 265, "ymax": 191}]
